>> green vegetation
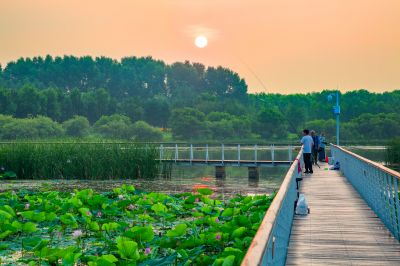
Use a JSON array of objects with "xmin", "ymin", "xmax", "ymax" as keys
[
  {"xmin": 0, "ymin": 55, "xmax": 400, "ymax": 142},
  {"xmin": 0, "ymin": 185, "xmax": 274, "ymax": 265},
  {"xmin": 0, "ymin": 115, "xmax": 162, "ymax": 141},
  {"xmin": 0, "ymin": 143, "xmax": 161, "ymax": 179},
  {"xmin": 386, "ymin": 138, "xmax": 400, "ymax": 169}
]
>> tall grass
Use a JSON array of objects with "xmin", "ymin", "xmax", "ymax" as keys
[
  {"xmin": 0, "ymin": 142, "xmax": 162, "ymax": 179},
  {"xmin": 386, "ymin": 138, "xmax": 400, "ymax": 170}
]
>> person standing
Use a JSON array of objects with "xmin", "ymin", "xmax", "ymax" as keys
[
  {"xmin": 310, "ymin": 130, "xmax": 320, "ymax": 165},
  {"xmin": 318, "ymin": 132, "xmax": 327, "ymax": 162},
  {"xmin": 301, "ymin": 129, "xmax": 314, "ymax": 174}
]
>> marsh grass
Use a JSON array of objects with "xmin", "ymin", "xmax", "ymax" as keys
[
  {"xmin": 386, "ymin": 138, "xmax": 400, "ymax": 170},
  {"xmin": 0, "ymin": 142, "xmax": 162, "ymax": 179}
]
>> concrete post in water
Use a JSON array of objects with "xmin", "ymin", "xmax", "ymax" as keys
[
  {"xmin": 174, "ymin": 144, "xmax": 178, "ymax": 162},
  {"xmin": 254, "ymin": 144, "xmax": 258, "ymax": 163},
  {"xmin": 215, "ymin": 166, "xmax": 226, "ymax": 179},
  {"xmin": 190, "ymin": 144, "xmax": 193, "ymax": 164},
  {"xmin": 205, "ymin": 144, "xmax": 209, "ymax": 163},
  {"xmin": 248, "ymin": 166, "xmax": 260, "ymax": 179},
  {"xmin": 237, "ymin": 144, "xmax": 241, "ymax": 166},
  {"xmin": 221, "ymin": 144, "xmax": 225, "ymax": 163},
  {"xmin": 271, "ymin": 144, "xmax": 275, "ymax": 163},
  {"xmin": 289, "ymin": 145, "xmax": 293, "ymax": 162},
  {"xmin": 160, "ymin": 144, "xmax": 164, "ymax": 160}
]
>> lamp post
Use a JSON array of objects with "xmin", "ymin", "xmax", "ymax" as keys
[{"xmin": 327, "ymin": 91, "xmax": 340, "ymax": 145}]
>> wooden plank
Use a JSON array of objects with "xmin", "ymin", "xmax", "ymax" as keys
[{"xmin": 286, "ymin": 163, "xmax": 400, "ymax": 265}]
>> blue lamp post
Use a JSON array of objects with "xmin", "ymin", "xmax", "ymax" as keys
[{"xmin": 327, "ymin": 91, "xmax": 340, "ymax": 145}]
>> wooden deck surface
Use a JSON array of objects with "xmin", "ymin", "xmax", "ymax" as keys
[{"xmin": 286, "ymin": 163, "xmax": 400, "ymax": 266}]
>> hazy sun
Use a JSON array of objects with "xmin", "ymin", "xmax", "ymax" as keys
[{"xmin": 195, "ymin": 36, "xmax": 208, "ymax": 48}]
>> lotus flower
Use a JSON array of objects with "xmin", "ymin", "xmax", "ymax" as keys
[
  {"xmin": 97, "ymin": 211, "xmax": 102, "ymax": 218},
  {"xmin": 24, "ymin": 203, "xmax": 30, "ymax": 210},
  {"xmin": 215, "ymin": 218, "xmax": 219, "ymax": 223},
  {"xmin": 216, "ymin": 233, "xmax": 221, "ymax": 241},
  {"xmin": 145, "ymin": 247, "xmax": 151, "ymax": 255},
  {"xmin": 118, "ymin": 194, "xmax": 124, "ymax": 200},
  {"xmin": 128, "ymin": 204, "xmax": 135, "ymax": 210},
  {"xmin": 72, "ymin": 229, "xmax": 83, "ymax": 238}
]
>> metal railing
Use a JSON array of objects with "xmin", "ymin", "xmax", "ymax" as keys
[
  {"xmin": 331, "ymin": 144, "xmax": 400, "ymax": 241},
  {"xmin": 241, "ymin": 147, "xmax": 304, "ymax": 266},
  {"xmin": 158, "ymin": 144, "xmax": 296, "ymax": 164}
]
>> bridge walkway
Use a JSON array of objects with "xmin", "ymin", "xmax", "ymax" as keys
[{"xmin": 286, "ymin": 162, "xmax": 400, "ymax": 265}]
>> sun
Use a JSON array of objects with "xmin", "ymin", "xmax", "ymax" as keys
[{"xmin": 195, "ymin": 35, "xmax": 208, "ymax": 48}]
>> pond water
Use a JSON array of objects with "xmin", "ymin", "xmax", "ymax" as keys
[
  {"xmin": 344, "ymin": 146, "xmax": 387, "ymax": 164},
  {"xmin": 0, "ymin": 166, "xmax": 289, "ymax": 196},
  {"xmin": 0, "ymin": 145, "xmax": 392, "ymax": 195}
]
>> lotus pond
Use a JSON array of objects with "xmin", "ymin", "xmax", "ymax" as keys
[{"xmin": 0, "ymin": 184, "xmax": 274, "ymax": 265}]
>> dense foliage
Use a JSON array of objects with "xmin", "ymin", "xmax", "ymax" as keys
[
  {"xmin": 0, "ymin": 115, "xmax": 162, "ymax": 141},
  {"xmin": 0, "ymin": 185, "xmax": 273, "ymax": 265},
  {"xmin": 0, "ymin": 143, "xmax": 161, "ymax": 179},
  {"xmin": 386, "ymin": 138, "xmax": 400, "ymax": 169},
  {"xmin": 1, "ymin": 55, "xmax": 400, "ymax": 142}
]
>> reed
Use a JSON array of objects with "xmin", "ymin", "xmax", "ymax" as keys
[
  {"xmin": 386, "ymin": 138, "xmax": 400, "ymax": 170},
  {"xmin": 0, "ymin": 142, "xmax": 162, "ymax": 179}
]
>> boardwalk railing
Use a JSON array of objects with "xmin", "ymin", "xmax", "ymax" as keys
[
  {"xmin": 158, "ymin": 144, "xmax": 295, "ymax": 165},
  {"xmin": 331, "ymin": 144, "xmax": 400, "ymax": 241},
  {"xmin": 241, "ymin": 147, "xmax": 303, "ymax": 266}
]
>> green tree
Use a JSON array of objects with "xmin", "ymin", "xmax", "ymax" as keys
[
  {"xmin": 42, "ymin": 88, "xmax": 61, "ymax": 120},
  {"xmin": 15, "ymin": 84, "xmax": 43, "ymax": 118},
  {"xmin": 144, "ymin": 96, "xmax": 170, "ymax": 127},
  {"xmin": 254, "ymin": 107, "xmax": 288, "ymax": 139},
  {"xmin": 169, "ymin": 108, "xmax": 207, "ymax": 140},
  {"xmin": 118, "ymin": 97, "xmax": 144, "ymax": 123}
]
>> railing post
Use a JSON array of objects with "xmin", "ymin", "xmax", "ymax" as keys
[
  {"xmin": 206, "ymin": 144, "xmax": 209, "ymax": 163},
  {"xmin": 393, "ymin": 177, "xmax": 400, "ymax": 240},
  {"xmin": 174, "ymin": 144, "xmax": 178, "ymax": 162},
  {"xmin": 190, "ymin": 144, "xmax": 193, "ymax": 165},
  {"xmin": 238, "ymin": 144, "xmax": 241, "ymax": 166},
  {"xmin": 221, "ymin": 144, "xmax": 225, "ymax": 164},
  {"xmin": 271, "ymin": 144, "xmax": 275, "ymax": 163},
  {"xmin": 288, "ymin": 145, "xmax": 292, "ymax": 162},
  {"xmin": 387, "ymin": 174, "xmax": 398, "ymax": 237},
  {"xmin": 382, "ymin": 172, "xmax": 393, "ymax": 232},
  {"xmin": 160, "ymin": 144, "xmax": 164, "ymax": 160}
]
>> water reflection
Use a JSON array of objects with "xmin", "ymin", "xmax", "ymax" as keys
[
  {"xmin": 248, "ymin": 177, "xmax": 259, "ymax": 188},
  {"xmin": 0, "ymin": 165, "xmax": 288, "ymax": 196}
]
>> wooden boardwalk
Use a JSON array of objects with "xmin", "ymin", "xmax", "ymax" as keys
[{"xmin": 286, "ymin": 163, "xmax": 400, "ymax": 266}]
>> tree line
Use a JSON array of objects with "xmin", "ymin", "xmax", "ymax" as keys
[{"xmin": 0, "ymin": 55, "xmax": 399, "ymax": 142}]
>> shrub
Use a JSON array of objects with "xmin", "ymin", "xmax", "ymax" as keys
[
  {"xmin": 1, "ymin": 116, "xmax": 64, "ymax": 139},
  {"xmin": 93, "ymin": 114, "xmax": 133, "ymax": 139},
  {"xmin": 131, "ymin": 121, "xmax": 163, "ymax": 142},
  {"xmin": 62, "ymin": 115, "xmax": 90, "ymax": 137}
]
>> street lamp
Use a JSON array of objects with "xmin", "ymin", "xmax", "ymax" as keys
[{"xmin": 327, "ymin": 91, "xmax": 340, "ymax": 145}]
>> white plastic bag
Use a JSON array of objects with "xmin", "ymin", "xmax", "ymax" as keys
[{"xmin": 295, "ymin": 193, "xmax": 309, "ymax": 215}]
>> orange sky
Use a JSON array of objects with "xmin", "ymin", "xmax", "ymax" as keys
[{"xmin": 1, "ymin": 0, "xmax": 400, "ymax": 93}]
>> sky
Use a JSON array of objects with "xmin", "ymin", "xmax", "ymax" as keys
[{"xmin": 1, "ymin": 0, "xmax": 400, "ymax": 94}]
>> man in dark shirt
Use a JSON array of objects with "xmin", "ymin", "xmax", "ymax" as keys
[{"xmin": 310, "ymin": 130, "xmax": 320, "ymax": 165}]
